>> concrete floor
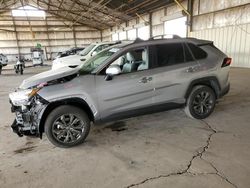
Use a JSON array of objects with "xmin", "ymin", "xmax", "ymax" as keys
[{"xmin": 0, "ymin": 64, "xmax": 250, "ymax": 188}]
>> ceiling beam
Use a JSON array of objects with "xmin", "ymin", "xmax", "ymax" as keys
[
  {"xmin": 124, "ymin": 0, "xmax": 159, "ymax": 15},
  {"xmin": 37, "ymin": 0, "xmax": 112, "ymax": 28},
  {"xmin": 74, "ymin": 0, "xmax": 129, "ymax": 22}
]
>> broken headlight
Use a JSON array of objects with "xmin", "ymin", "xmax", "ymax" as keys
[{"xmin": 9, "ymin": 83, "xmax": 47, "ymax": 106}]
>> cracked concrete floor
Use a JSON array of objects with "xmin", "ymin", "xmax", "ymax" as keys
[{"xmin": 0, "ymin": 65, "xmax": 250, "ymax": 188}]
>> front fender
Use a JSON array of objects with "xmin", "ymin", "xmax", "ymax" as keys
[{"xmin": 38, "ymin": 97, "xmax": 99, "ymax": 137}]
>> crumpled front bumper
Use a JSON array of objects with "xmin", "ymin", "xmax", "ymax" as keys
[
  {"xmin": 10, "ymin": 99, "xmax": 48, "ymax": 138},
  {"xmin": 11, "ymin": 119, "xmax": 23, "ymax": 137}
]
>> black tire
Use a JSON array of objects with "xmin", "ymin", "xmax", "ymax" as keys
[
  {"xmin": 14, "ymin": 65, "xmax": 18, "ymax": 74},
  {"xmin": 45, "ymin": 105, "xmax": 90, "ymax": 148},
  {"xmin": 185, "ymin": 85, "xmax": 216, "ymax": 119}
]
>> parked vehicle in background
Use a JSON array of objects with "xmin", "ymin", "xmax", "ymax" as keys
[
  {"xmin": 9, "ymin": 36, "xmax": 231, "ymax": 147},
  {"xmin": 14, "ymin": 57, "xmax": 25, "ymax": 75},
  {"xmin": 52, "ymin": 41, "xmax": 121, "ymax": 70},
  {"xmin": 55, "ymin": 47, "xmax": 85, "ymax": 59},
  {"xmin": 0, "ymin": 53, "xmax": 8, "ymax": 74}
]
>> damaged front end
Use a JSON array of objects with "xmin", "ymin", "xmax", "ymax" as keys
[
  {"xmin": 9, "ymin": 84, "xmax": 48, "ymax": 138},
  {"xmin": 9, "ymin": 68, "xmax": 79, "ymax": 138}
]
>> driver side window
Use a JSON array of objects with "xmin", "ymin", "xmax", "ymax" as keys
[{"xmin": 109, "ymin": 48, "xmax": 149, "ymax": 75}]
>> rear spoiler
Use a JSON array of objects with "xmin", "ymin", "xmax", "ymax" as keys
[
  {"xmin": 187, "ymin": 38, "xmax": 213, "ymax": 46},
  {"xmin": 196, "ymin": 40, "xmax": 213, "ymax": 47}
]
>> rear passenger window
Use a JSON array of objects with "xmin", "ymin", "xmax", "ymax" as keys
[
  {"xmin": 188, "ymin": 43, "xmax": 207, "ymax": 59},
  {"xmin": 155, "ymin": 43, "xmax": 184, "ymax": 67}
]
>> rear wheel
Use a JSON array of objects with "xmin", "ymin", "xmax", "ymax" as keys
[
  {"xmin": 45, "ymin": 105, "xmax": 90, "ymax": 148},
  {"xmin": 185, "ymin": 85, "xmax": 216, "ymax": 119},
  {"xmin": 20, "ymin": 66, "xmax": 23, "ymax": 75}
]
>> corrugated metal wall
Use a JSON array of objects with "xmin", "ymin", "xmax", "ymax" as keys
[
  {"xmin": 189, "ymin": 24, "xmax": 250, "ymax": 68},
  {"xmin": 190, "ymin": 0, "xmax": 250, "ymax": 68},
  {"xmin": 104, "ymin": 1, "xmax": 187, "ymax": 42},
  {"xmin": 0, "ymin": 11, "xmax": 101, "ymax": 62},
  {"xmin": 3, "ymin": 1, "xmax": 247, "ymax": 67},
  {"xmin": 103, "ymin": 0, "xmax": 250, "ymax": 68}
]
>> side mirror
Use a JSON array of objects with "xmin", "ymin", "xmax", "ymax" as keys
[
  {"xmin": 91, "ymin": 51, "xmax": 97, "ymax": 56},
  {"xmin": 105, "ymin": 65, "xmax": 121, "ymax": 81}
]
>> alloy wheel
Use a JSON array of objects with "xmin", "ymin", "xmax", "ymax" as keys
[
  {"xmin": 192, "ymin": 91, "xmax": 214, "ymax": 116},
  {"xmin": 52, "ymin": 114, "xmax": 85, "ymax": 144}
]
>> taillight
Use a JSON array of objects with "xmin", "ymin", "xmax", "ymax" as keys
[{"xmin": 222, "ymin": 57, "xmax": 232, "ymax": 67}]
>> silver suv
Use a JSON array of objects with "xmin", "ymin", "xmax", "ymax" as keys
[{"xmin": 9, "ymin": 37, "xmax": 231, "ymax": 147}]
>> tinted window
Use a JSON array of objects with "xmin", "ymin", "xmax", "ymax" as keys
[
  {"xmin": 188, "ymin": 43, "xmax": 207, "ymax": 59},
  {"xmin": 183, "ymin": 44, "xmax": 194, "ymax": 62},
  {"xmin": 155, "ymin": 43, "xmax": 184, "ymax": 67}
]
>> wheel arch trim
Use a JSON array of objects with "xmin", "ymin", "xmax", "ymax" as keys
[
  {"xmin": 39, "ymin": 97, "xmax": 95, "ymax": 137},
  {"xmin": 185, "ymin": 76, "xmax": 221, "ymax": 99}
]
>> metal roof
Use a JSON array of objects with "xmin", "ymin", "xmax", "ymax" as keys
[{"xmin": 0, "ymin": 0, "xmax": 175, "ymax": 30}]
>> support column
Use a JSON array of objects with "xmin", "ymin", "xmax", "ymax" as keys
[
  {"xmin": 72, "ymin": 25, "xmax": 77, "ymax": 47},
  {"xmin": 45, "ymin": 17, "xmax": 51, "ymax": 60},
  {"xmin": 100, "ymin": 29, "xmax": 103, "ymax": 42},
  {"xmin": 12, "ymin": 17, "xmax": 20, "ymax": 58},
  {"xmin": 149, "ymin": 12, "xmax": 153, "ymax": 38},
  {"xmin": 187, "ymin": 0, "xmax": 194, "ymax": 33}
]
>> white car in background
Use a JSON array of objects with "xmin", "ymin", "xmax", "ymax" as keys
[{"xmin": 52, "ymin": 41, "xmax": 121, "ymax": 70}]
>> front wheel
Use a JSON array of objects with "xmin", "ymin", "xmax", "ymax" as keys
[
  {"xmin": 185, "ymin": 85, "xmax": 216, "ymax": 119},
  {"xmin": 45, "ymin": 105, "xmax": 90, "ymax": 148}
]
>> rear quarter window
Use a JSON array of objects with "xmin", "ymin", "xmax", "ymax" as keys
[{"xmin": 188, "ymin": 43, "xmax": 207, "ymax": 60}]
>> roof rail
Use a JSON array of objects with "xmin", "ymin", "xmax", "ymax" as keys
[
  {"xmin": 114, "ymin": 40, "xmax": 122, "ymax": 44},
  {"xmin": 133, "ymin": 38, "xmax": 145, "ymax": 43},
  {"xmin": 149, "ymin": 34, "xmax": 181, "ymax": 40}
]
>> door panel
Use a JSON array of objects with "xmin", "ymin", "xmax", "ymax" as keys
[
  {"xmin": 151, "ymin": 43, "xmax": 200, "ymax": 104},
  {"xmin": 152, "ymin": 62, "xmax": 199, "ymax": 104},
  {"xmin": 95, "ymin": 70, "xmax": 154, "ymax": 120}
]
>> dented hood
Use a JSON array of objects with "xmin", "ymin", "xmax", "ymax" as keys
[{"xmin": 20, "ymin": 66, "xmax": 80, "ymax": 89}]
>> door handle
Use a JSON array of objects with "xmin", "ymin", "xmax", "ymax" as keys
[
  {"xmin": 147, "ymin": 77, "xmax": 153, "ymax": 81},
  {"xmin": 186, "ymin": 66, "xmax": 199, "ymax": 73},
  {"xmin": 139, "ymin": 77, "xmax": 153, "ymax": 83}
]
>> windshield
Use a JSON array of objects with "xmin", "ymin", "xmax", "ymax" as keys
[
  {"xmin": 79, "ymin": 44, "xmax": 96, "ymax": 56},
  {"xmin": 79, "ymin": 47, "xmax": 120, "ymax": 74}
]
